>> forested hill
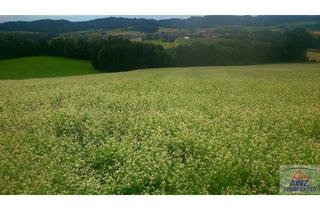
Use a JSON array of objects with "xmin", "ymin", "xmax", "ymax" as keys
[
  {"xmin": 0, "ymin": 15, "xmax": 319, "ymax": 34},
  {"xmin": 0, "ymin": 17, "xmax": 159, "ymax": 33},
  {"xmin": 159, "ymin": 15, "xmax": 320, "ymax": 28}
]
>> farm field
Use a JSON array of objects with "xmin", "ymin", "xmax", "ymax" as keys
[
  {"xmin": 143, "ymin": 40, "xmax": 177, "ymax": 49},
  {"xmin": 0, "ymin": 56, "xmax": 99, "ymax": 80},
  {"xmin": 0, "ymin": 63, "xmax": 320, "ymax": 194},
  {"xmin": 175, "ymin": 37, "xmax": 235, "ymax": 45}
]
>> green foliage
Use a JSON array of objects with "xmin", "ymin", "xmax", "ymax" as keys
[
  {"xmin": 48, "ymin": 37, "xmax": 93, "ymax": 59},
  {"xmin": 0, "ymin": 28, "xmax": 316, "ymax": 73},
  {"xmin": 91, "ymin": 37, "xmax": 169, "ymax": 72},
  {"xmin": 170, "ymin": 28, "xmax": 313, "ymax": 66},
  {"xmin": 0, "ymin": 56, "xmax": 99, "ymax": 79},
  {"xmin": 168, "ymin": 41, "xmax": 273, "ymax": 66},
  {"xmin": 1, "ymin": 63, "xmax": 320, "ymax": 194},
  {"xmin": 274, "ymin": 28, "xmax": 314, "ymax": 62},
  {"xmin": 0, "ymin": 32, "xmax": 50, "ymax": 59}
]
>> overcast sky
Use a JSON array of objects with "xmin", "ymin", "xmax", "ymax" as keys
[{"xmin": 0, "ymin": 15, "xmax": 190, "ymax": 23}]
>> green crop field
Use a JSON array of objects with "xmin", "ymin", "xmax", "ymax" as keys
[
  {"xmin": 143, "ymin": 40, "xmax": 177, "ymax": 49},
  {"xmin": 0, "ymin": 63, "xmax": 320, "ymax": 194},
  {"xmin": 175, "ymin": 37, "xmax": 235, "ymax": 46},
  {"xmin": 0, "ymin": 56, "xmax": 99, "ymax": 80}
]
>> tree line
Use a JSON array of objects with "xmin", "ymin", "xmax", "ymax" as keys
[{"xmin": 0, "ymin": 28, "xmax": 318, "ymax": 72}]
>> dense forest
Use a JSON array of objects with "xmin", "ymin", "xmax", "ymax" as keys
[
  {"xmin": 1, "ymin": 16, "xmax": 320, "ymax": 34},
  {"xmin": 0, "ymin": 18, "xmax": 159, "ymax": 34},
  {"xmin": 1, "ymin": 28, "xmax": 319, "ymax": 72}
]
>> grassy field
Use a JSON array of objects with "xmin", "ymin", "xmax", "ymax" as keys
[
  {"xmin": 143, "ymin": 40, "xmax": 177, "ymax": 49},
  {"xmin": 0, "ymin": 63, "xmax": 320, "ymax": 194},
  {"xmin": 175, "ymin": 37, "xmax": 235, "ymax": 45},
  {"xmin": 0, "ymin": 56, "xmax": 99, "ymax": 79}
]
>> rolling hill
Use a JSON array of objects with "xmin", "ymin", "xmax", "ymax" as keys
[{"xmin": 0, "ymin": 15, "xmax": 319, "ymax": 34}]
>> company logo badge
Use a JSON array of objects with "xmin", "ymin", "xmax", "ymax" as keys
[{"xmin": 280, "ymin": 165, "xmax": 319, "ymax": 194}]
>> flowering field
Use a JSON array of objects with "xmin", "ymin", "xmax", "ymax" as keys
[{"xmin": 0, "ymin": 63, "xmax": 320, "ymax": 194}]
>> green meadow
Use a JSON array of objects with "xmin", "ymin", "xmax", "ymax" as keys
[
  {"xmin": 0, "ymin": 56, "xmax": 99, "ymax": 80},
  {"xmin": 142, "ymin": 40, "xmax": 177, "ymax": 49},
  {"xmin": 0, "ymin": 61, "xmax": 320, "ymax": 194}
]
